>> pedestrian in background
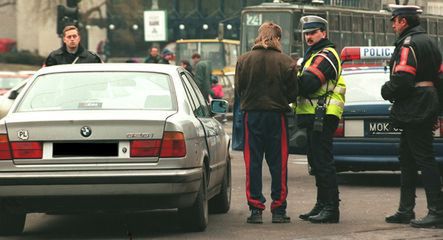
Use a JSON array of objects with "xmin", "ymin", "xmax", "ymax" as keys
[
  {"xmin": 192, "ymin": 53, "xmax": 212, "ymax": 102},
  {"xmin": 235, "ymin": 22, "xmax": 298, "ymax": 224},
  {"xmin": 161, "ymin": 49, "xmax": 174, "ymax": 64},
  {"xmin": 180, "ymin": 59, "xmax": 193, "ymax": 75},
  {"xmin": 44, "ymin": 25, "xmax": 102, "ymax": 66},
  {"xmin": 211, "ymin": 75, "xmax": 227, "ymax": 123},
  {"xmin": 144, "ymin": 46, "xmax": 167, "ymax": 64},
  {"xmin": 382, "ymin": 5, "xmax": 443, "ymax": 228},
  {"xmin": 296, "ymin": 15, "xmax": 345, "ymax": 224}
]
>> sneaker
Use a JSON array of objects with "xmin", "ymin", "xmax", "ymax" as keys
[
  {"xmin": 247, "ymin": 209, "xmax": 263, "ymax": 224},
  {"xmin": 272, "ymin": 213, "xmax": 291, "ymax": 223}
]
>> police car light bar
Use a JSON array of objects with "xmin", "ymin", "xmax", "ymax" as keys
[{"xmin": 340, "ymin": 47, "xmax": 395, "ymax": 62}]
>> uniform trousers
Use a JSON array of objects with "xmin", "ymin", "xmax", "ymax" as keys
[
  {"xmin": 305, "ymin": 114, "xmax": 339, "ymax": 201},
  {"xmin": 399, "ymin": 124, "xmax": 442, "ymax": 195}
]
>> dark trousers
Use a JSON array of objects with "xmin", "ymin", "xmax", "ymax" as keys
[
  {"xmin": 399, "ymin": 124, "xmax": 442, "ymax": 195},
  {"xmin": 243, "ymin": 111, "xmax": 289, "ymax": 213},
  {"xmin": 305, "ymin": 115, "xmax": 339, "ymax": 201}
]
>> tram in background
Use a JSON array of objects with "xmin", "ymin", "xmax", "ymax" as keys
[
  {"xmin": 240, "ymin": 1, "xmax": 443, "ymax": 57},
  {"xmin": 175, "ymin": 39, "xmax": 240, "ymax": 74}
]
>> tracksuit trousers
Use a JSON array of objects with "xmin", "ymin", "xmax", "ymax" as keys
[{"xmin": 243, "ymin": 111, "xmax": 289, "ymax": 214}]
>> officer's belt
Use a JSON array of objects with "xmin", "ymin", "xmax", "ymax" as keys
[
  {"xmin": 415, "ymin": 81, "xmax": 434, "ymax": 87},
  {"xmin": 297, "ymin": 98, "xmax": 344, "ymax": 108}
]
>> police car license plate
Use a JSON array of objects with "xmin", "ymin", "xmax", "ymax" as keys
[{"xmin": 365, "ymin": 120, "xmax": 402, "ymax": 137}]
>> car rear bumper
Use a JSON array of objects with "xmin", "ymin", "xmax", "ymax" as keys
[
  {"xmin": 0, "ymin": 168, "xmax": 202, "ymax": 197},
  {"xmin": 333, "ymin": 139, "xmax": 443, "ymax": 171}
]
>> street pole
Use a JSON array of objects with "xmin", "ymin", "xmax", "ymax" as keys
[
  {"xmin": 152, "ymin": 0, "xmax": 159, "ymax": 10},
  {"xmin": 151, "ymin": 0, "xmax": 159, "ymax": 49}
]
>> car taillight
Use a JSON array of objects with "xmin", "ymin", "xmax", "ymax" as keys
[
  {"xmin": 0, "ymin": 134, "xmax": 12, "ymax": 160},
  {"xmin": 11, "ymin": 142, "xmax": 42, "ymax": 159},
  {"xmin": 334, "ymin": 119, "xmax": 344, "ymax": 137},
  {"xmin": 160, "ymin": 132, "xmax": 186, "ymax": 158},
  {"xmin": 130, "ymin": 132, "xmax": 186, "ymax": 158},
  {"xmin": 130, "ymin": 140, "xmax": 161, "ymax": 157},
  {"xmin": 439, "ymin": 118, "xmax": 443, "ymax": 137}
]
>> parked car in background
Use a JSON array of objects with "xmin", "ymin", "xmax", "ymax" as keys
[
  {"xmin": 0, "ymin": 71, "xmax": 29, "ymax": 95},
  {"xmin": 0, "ymin": 38, "xmax": 16, "ymax": 53},
  {"xmin": 0, "ymin": 63, "xmax": 231, "ymax": 235}
]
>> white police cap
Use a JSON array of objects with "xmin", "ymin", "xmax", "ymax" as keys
[
  {"xmin": 300, "ymin": 15, "xmax": 328, "ymax": 33},
  {"xmin": 389, "ymin": 4, "xmax": 423, "ymax": 20}
]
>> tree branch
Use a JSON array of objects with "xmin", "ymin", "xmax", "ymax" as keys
[
  {"xmin": 0, "ymin": 0, "xmax": 16, "ymax": 8},
  {"xmin": 83, "ymin": 0, "xmax": 107, "ymax": 21}
]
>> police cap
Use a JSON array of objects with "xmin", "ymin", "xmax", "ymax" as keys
[
  {"xmin": 300, "ymin": 15, "xmax": 328, "ymax": 33},
  {"xmin": 389, "ymin": 4, "xmax": 423, "ymax": 20}
]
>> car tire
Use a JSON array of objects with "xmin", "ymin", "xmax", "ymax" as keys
[
  {"xmin": 209, "ymin": 155, "xmax": 231, "ymax": 214},
  {"xmin": 0, "ymin": 205, "xmax": 26, "ymax": 236},
  {"xmin": 178, "ymin": 169, "xmax": 208, "ymax": 232}
]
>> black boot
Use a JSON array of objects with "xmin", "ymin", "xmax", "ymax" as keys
[
  {"xmin": 385, "ymin": 187, "xmax": 415, "ymax": 224},
  {"xmin": 299, "ymin": 201, "xmax": 325, "ymax": 221},
  {"xmin": 410, "ymin": 191, "xmax": 443, "ymax": 228},
  {"xmin": 246, "ymin": 209, "xmax": 263, "ymax": 224},
  {"xmin": 299, "ymin": 188, "xmax": 325, "ymax": 220},
  {"xmin": 308, "ymin": 188, "xmax": 339, "ymax": 224},
  {"xmin": 272, "ymin": 212, "xmax": 291, "ymax": 223},
  {"xmin": 308, "ymin": 201, "xmax": 339, "ymax": 223}
]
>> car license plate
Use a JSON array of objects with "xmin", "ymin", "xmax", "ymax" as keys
[{"xmin": 365, "ymin": 120, "xmax": 402, "ymax": 137}]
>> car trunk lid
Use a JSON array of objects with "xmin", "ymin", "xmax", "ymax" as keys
[{"xmin": 4, "ymin": 110, "xmax": 174, "ymax": 165}]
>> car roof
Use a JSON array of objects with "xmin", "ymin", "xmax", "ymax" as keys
[{"xmin": 35, "ymin": 63, "xmax": 182, "ymax": 76}]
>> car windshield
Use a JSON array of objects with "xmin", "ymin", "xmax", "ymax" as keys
[
  {"xmin": 0, "ymin": 77, "xmax": 24, "ymax": 89},
  {"xmin": 17, "ymin": 72, "xmax": 174, "ymax": 112},
  {"xmin": 343, "ymin": 69, "xmax": 389, "ymax": 102}
]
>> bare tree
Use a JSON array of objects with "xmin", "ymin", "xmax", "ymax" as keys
[{"xmin": 0, "ymin": 0, "xmax": 15, "ymax": 8}]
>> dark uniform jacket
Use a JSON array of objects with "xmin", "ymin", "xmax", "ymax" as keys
[
  {"xmin": 144, "ymin": 55, "xmax": 167, "ymax": 64},
  {"xmin": 381, "ymin": 25, "xmax": 442, "ymax": 127},
  {"xmin": 45, "ymin": 44, "xmax": 102, "ymax": 66},
  {"xmin": 235, "ymin": 45, "xmax": 298, "ymax": 112}
]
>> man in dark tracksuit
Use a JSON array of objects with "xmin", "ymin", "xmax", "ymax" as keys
[
  {"xmin": 235, "ymin": 22, "xmax": 298, "ymax": 224},
  {"xmin": 381, "ymin": 5, "xmax": 443, "ymax": 228},
  {"xmin": 45, "ymin": 25, "xmax": 102, "ymax": 66}
]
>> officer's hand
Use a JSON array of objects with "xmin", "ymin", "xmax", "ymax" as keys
[{"xmin": 433, "ymin": 120, "xmax": 439, "ymax": 131}]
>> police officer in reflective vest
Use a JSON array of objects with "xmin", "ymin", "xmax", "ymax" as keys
[
  {"xmin": 382, "ymin": 5, "xmax": 443, "ymax": 228},
  {"xmin": 296, "ymin": 16, "xmax": 345, "ymax": 223}
]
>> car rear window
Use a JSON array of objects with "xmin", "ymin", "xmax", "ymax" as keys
[
  {"xmin": 343, "ymin": 70, "xmax": 389, "ymax": 102},
  {"xmin": 17, "ymin": 72, "xmax": 174, "ymax": 112}
]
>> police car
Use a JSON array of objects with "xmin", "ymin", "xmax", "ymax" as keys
[{"xmin": 333, "ymin": 46, "xmax": 443, "ymax": 172}]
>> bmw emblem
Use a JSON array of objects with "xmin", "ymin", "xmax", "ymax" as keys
[{"xmin": 80, "ymin": 126, "xmax": 92, "ymax": 138}]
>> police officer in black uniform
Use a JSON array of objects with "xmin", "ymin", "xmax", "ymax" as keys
[
  {"xmin": 45, "ymin": 25, "xmax": 102, "ymax": 66},
  {"xmin": 296, "ymin": 16, "xmax": 346, "ymax": 224},
  {"xmin": 381, "ymin": 5, "xmax": 443, "ymax": 228}
]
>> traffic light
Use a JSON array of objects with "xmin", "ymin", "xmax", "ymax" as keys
[{"xmin": 56, "ymin": 1, "xmax": 79, "ymax": 35}]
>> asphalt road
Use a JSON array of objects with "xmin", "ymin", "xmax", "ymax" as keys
[{"xmin": 2, "ymin": 120, "xmax": 442, "ymax": 240}]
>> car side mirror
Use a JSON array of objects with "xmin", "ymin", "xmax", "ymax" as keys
[
  {"xmin": 8, "ymin": 90, "xmax": 19, "ymax": 100},
  {"xmin": 210, "ymin": 99, "xmax": 228, "ymax": 114}
]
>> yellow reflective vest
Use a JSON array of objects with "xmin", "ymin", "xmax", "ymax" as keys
[{"xmin": 295, "ymin": 47, "xmax": 346, "ymax": 119}]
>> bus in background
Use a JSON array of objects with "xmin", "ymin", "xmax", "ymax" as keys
[
  {"xmin": 175, "ymin": 39, "xmax": 240, "ymax": 75},
  {"xmin": 240, "ymin": 1, "xmax": 443, "ymax": 56}
]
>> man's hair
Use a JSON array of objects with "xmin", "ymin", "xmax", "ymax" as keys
[
  {"xmin": 192, "ymin": 53, "xmax": 201, "ymax": 59},
  {"xmin": 254, "ymin": 22, "xmax": 282, "ymax": 51},
  {"xmin": 63, "ymin": 25, "xmax": 79, "ymax": 37},
  {"xmin": 399, "ymin": 15, "xmax": 420, "ymax": 28}
]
